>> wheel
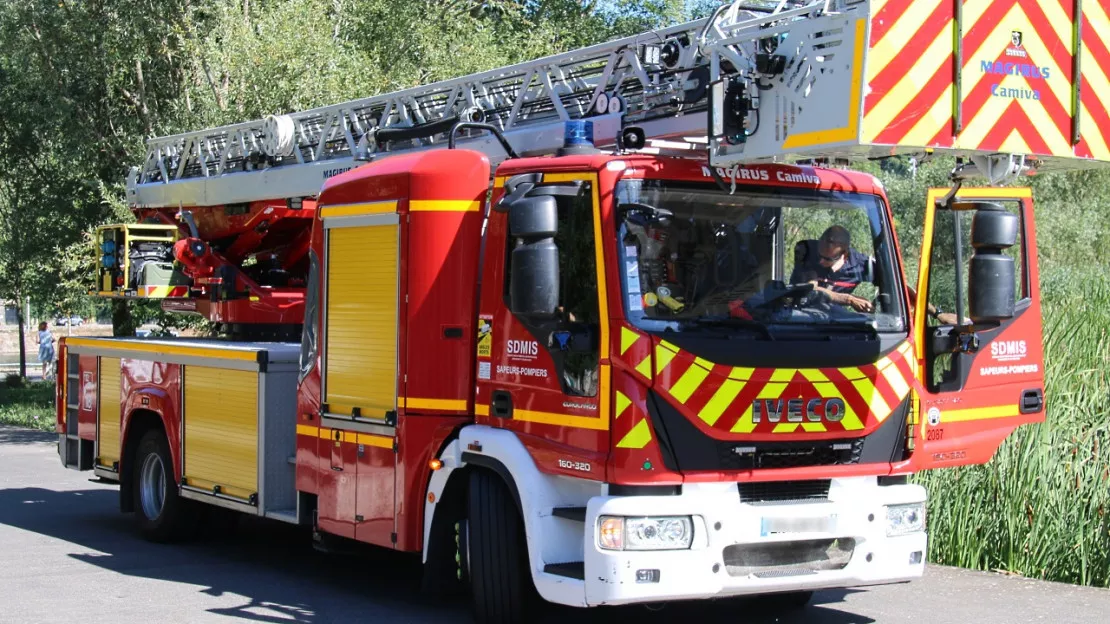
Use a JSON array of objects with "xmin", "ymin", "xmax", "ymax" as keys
[
  {"xmin": 467, "ymin": 469, "xmax": 534, "ymax": 624},
  {"xmin": 132, "ymin": 429, "xmax": 194, "ymax": 542}
]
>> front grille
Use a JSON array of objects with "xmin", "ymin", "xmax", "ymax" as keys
[
  {"xmin": 739, "ymin": 479, "xmax": 830, "ymax": 503},
  {"xmin": 718, "ymin": 438, "xmax": 864, "ymax": 470},
  {"xmin": 723, "ymin": 538, "xmax": 855, "ymax": 578}
]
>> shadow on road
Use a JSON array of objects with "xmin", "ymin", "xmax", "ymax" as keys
[
  {"xmin": 0, "ymin": 484, "xmax": 874, "ymax": 624},
  {"xmin": 0, "ymin": 426, "xmax": 56, "ymax": 445}
]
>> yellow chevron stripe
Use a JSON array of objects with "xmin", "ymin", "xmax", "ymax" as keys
[
  {"xmin": 729, "ymin": 367, "xmax": 754, "ymax": 381},
  {"xmin": 863, "ymin": 15, "xmax": 953, "ymax": 143},
  {"xmin": 801, "ymin": 422, "xmax": 827, "ymax": 433},
  {"xmin": 669, "ymin": 362, "xmax": 710, "ymax": 403},
  {"xmin": 851, "ymin": 376, "xmax": 893, "ymax": 422},
  {"xmin": 731, "ymin": 405, "xmax": 756, "ymax": 434},
  {"xmin": 897, "ymin": 84, "xmax": 955, "ymax": 146},
  {"xmin": 898, "ymin": 341, "xmax": 913, "ymax": 358},
  {"xmin": 1032, "ymin": 0, "xmax": 1077, "ymax": 52},
  {"xmin": 615, "ymin": 391, "xmax": 631, "ymax": 419},
  {"xmin": 655, "ymin": 342, "xmax": 678, "ymax": 374},
  {"xmin": 799, "ymin": 368, "xmax": 829, "ymax": 383},
  {"xmin": 769, "ymin": 368, "xmax": 796, "ymax": 383},
  {"xmin": 620, "ymin": 327, "xmax": 639, "ymax": 355},
  {"xmin": 869, "ymin": 0, "xmax": 942, "ymax": 60},
  {"xmin": 698, "ymin": 379, "xmax": 745, "ymax": 426},
  {"xmin": 1080, "ymin": 103, "xmax": 1110, "ymax": 158},
  {"xmin": 757, "ymin": 382, "xmax": 789, "ymax": 400},
  {"xmin": 616, "ymin": 419, "xmax": 652, "ymax": 449},
  {"xmin": 881, "ymin": 362, "xmax": 912, "ymax": 401}
]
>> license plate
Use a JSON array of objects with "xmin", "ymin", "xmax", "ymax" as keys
[{"xmin": 760, "ymin": 514, "xmax": 836, "ymax": 536}]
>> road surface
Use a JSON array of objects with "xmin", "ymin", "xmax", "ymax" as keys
[{"xmin": 2, "ymin": 424, "xmax": 1107, "ymax": 624}]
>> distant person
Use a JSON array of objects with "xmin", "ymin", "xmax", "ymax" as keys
[{"xmin": 35, "ymin": 321, "xmax": 54, "ymax": 380}]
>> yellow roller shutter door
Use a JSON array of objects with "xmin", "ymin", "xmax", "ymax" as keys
[
  {"xmin": 97, "ymin": 357, "xmax": 121, "ymax": 468},
  {"xmin": 324, "ymin": 223, "xmax": 399, "ymax": 418},
  {"xmin": 183, "ymin": 366, "xmax": 259, "ymax": 500}
]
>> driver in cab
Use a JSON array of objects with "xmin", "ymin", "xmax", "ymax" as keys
[{"xmin": 791, "ymin": 225, "xmax": 874, "ymax": 313}]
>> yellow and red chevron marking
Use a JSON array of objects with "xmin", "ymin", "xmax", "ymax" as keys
[
  {"xmin": 862, "ymin": 0, "xmax": 1108, "ymax": 161},
  {"xmin": 1079, "ymin": 0, "xmax": 1110, "ymax": 159},
  {"xmin": 615, "ymin": 325, "xmax": 654, "ymax": 381},
  {"xmin": 653, "ymin": 340, "xmax": 916, "ymax": 440},
  {"xmin": 614, "ymin": 387, "xmax": 653, "ymax": 450}
]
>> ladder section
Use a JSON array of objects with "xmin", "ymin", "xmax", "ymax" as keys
[{"xmin": 128, "ymin": 1, "xmax": 827, "ymax": 208}]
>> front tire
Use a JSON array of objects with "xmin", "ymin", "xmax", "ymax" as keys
[
  {"xmin": 132, "ymin": 429, "xmax": 194, "ymax": 542},
  {"xmin": 467, "ymin": 469, "xmax": 533, "ymax": 624}
]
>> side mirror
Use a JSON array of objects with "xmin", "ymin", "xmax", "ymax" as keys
[
  {"xmin": 967, "ymin": 203, "xmax": 1019, "ymax": 323},
  {"xmin": 509, "ymin": 196, "xmax": 560, "ymax": 318}
]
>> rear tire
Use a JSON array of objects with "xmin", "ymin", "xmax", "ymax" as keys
[
  {"xmin": 132, "ymin": 429, "xmax": 194, "ymax": 542},
  {"xmin": 467, "ymin": 469, "xmax": 533, "ymax": 624}
]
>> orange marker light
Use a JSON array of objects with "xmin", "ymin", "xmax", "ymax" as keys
[
  {"xmin": 428, "ymin": 493, "xmax": 436, "ymax": 503},
  {"xmin": 599, "ymin": 517, "xmax": 623, "ymax": 550},
  {"xmin": 428, "ymin": 459, "xmax": 443, "ymax": 471}
]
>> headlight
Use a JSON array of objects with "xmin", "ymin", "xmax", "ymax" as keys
[
  {"xmin": 598, "ymin": 516, "xmax": 693, "ymax": 551},
  {"xmin": 886, "ymin": 503, "xmax": 926, "ymax": 536}
]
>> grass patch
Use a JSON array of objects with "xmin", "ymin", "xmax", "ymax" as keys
[
  {"xmin": 0, "ymin": 380, "xmax": 56, "ymax": 432},
  {"xmin": 916, "ymin": 265, "xmax": 1110, "ymax": 585}
]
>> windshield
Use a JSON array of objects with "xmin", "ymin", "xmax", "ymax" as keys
[{"xmin": 615, "ymin": 180, "xmax": 906, "ymax": 336}]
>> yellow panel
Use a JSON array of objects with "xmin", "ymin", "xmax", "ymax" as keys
[
  {"xmin": 325, "ymin": 224, "xmax": 398, "ymax": 418},
  {"xmin": 97, "ymin": 358, "xmax": 121, "ymax": 468},
  {"xmin": 184, "ymin": 366, "xmax": 258, "ymax": 500}
]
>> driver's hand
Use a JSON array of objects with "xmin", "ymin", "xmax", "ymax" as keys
[{"xmin": 846, "ymin": 295, "xmax": 873, "ymax": 313}]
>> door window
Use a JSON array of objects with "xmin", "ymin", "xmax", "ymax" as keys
[
  {"xmin": 922, "ymin": 200, "xmax": 1026, "ymax": 391},
  {"xmin": 504, "ymin": 182, "xmax": 600, "ymax": 397}
]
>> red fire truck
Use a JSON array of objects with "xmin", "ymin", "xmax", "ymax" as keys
[{"xmin": 56, "ymin": 1, "xmax": 1109, "ymax": 622}]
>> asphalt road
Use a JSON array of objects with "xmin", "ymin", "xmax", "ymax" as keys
[{"xmin": 2, "ymin": 424, "xmax": 1108, "ymax": 624}]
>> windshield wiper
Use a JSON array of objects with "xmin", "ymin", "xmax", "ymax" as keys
[{"xmin": 688, "ymin": 317, "xmax": 776, "ymax": 341}]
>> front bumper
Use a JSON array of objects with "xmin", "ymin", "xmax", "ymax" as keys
[{"xmin": 581, "ymin": 478, "xmax": 926, "ymax": 606}]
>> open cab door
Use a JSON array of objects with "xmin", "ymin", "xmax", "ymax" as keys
[{"xmin": 911, "ymin": 187, "xmax": 1046, "ymax": 468}]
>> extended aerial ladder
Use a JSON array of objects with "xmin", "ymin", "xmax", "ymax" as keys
[{"xmin": 102, "ymin": 0, "xmax": 1109, "ymax": 335}]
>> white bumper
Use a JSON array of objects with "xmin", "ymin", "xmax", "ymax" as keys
[{"xmin": 581, "ymin": 478, "xmax": 927, "ymax": 606}]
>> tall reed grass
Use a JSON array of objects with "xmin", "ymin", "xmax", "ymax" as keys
[{"xmin": 916, "ymin": 266, "xmax": 1110, "ymax": 585}]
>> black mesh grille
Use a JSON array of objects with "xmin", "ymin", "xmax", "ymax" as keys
[
  {"xmin": 718, "ymin": 438, "xmax": 864, "ymax": 470},
  {"xmin": 738, "ymin": 479, "xmax": 831, "ymax": 503}
]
